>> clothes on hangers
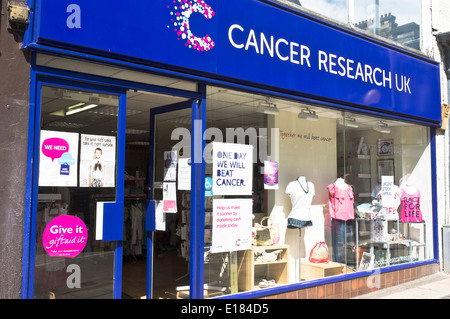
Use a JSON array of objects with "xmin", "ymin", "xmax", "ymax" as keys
[
  {"xmin": 123, "ymin": 202, "xmax": 146, "ymax": 256},
  {"xmin": 285, "ymin": 176, "xmax": 315, "ymax": 228}
]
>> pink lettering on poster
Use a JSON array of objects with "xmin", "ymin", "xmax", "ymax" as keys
[
  {"xmin": 42, "ymin": 137, "xmax": 69, "ymax": 162},
  {"xmin": 42, "ymin": 215, "xmax": 88, "ymax": 258}
]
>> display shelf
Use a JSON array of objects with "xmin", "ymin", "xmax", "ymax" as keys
[
  {"xmin": 237, "ymin": 244, "xmax": 289, "ymax": 292},
  {"xmin": 301, "ymin": 261, "xmax": 345, "ymax": 280},
  {"xmin": 355, "ymin": 218, "xmax": 425, "ymax": 269}
]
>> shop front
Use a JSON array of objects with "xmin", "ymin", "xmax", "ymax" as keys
[{"xmin": 21, "ymin": 0, "xmax": 441, "ymax": 299}]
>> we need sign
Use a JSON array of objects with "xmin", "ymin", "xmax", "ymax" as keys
[{"xmin": 212, "ymin": 142, "xmax": 253, "ymax": 196}]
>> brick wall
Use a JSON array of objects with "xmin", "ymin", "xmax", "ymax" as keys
[{"xmin": 260, "ymin": 263, "xmax": 440, "ymax": 299}]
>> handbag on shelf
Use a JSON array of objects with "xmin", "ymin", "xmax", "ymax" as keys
[
  {"xmin": 252, "ymin": 217, "xmax": 279, "ymax": 246},
  {"xmin": 308, "ymin": 241, "xmax": 330, "ymax": 263}
]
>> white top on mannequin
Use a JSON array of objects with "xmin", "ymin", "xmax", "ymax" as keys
[{"xmin": 285, "ymin": 176, "xmax": 315, "ymax": 221}]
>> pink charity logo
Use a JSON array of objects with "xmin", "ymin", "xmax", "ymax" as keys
[
  {"xmin": 42, "ymin": 215, "xmax": 88, "ymax": 258},
  {"xmin": 42, "ymin": 137, "xmax": 69, "ymax": 162},
  {"xmin": 168, "ymin": 0, "xmax": 215, "ymax": 52}
]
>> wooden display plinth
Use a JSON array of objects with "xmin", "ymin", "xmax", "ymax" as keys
[{"xmin": 301, "ymin": 261, "xmax": 345, "ymax": 280}]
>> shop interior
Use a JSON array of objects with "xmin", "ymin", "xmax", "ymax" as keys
[
  {"xmin": 35, "ymin": 55, "xmax": 430, "ymax": 298},
  {"xmin": 120, "ymin": 87, "xmax": 429, "ymax": 298}
]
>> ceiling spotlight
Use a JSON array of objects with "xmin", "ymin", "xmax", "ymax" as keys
[
  {"xmin": 298, "ymin": 107, "xmax": 319, "ymax": 121},
  {"xmin": 256, "ymin": 101, "xmax": 279, "ymax": 115},
  {"xmin": 342, "ymin": 116, "xmax": 359, "ymax": 128},
  {"xmin": 373, "ymin": 121, "xmax": 391, "ymax": 134}
]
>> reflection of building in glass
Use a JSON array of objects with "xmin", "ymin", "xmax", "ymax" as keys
[
  {"xmin": 356, "ymin": 13, "xmax": 420, "ymax": 50},
  {"xmin": 286, "ymin": 0, "xmax": 302, "ymax": 5}
]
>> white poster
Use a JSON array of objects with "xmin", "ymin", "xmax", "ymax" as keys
[
  {"xmin": 95, "ymin": 201, "xmax": 106, "ymax": 240},
  {"xmin": 79, "ymin": 134, "xmax": 116, "ymax": 187},
  {"xmin": 212, "ymin": 142, "xmax": 253, "ymax": 196},
  {"xmin": 163, "ymin": 150, "xmax": 177, "ymax": 181},
  {"xmin": 178, "ymin": 157, "xmax": 191, "ymax": 190},
  {"xmin": 211, "ymin": 199, "xmax": 252, "ymax": 253},
  {"xmin": 380, "ymin": 176, "xmax": 394, "ymax": 206},
  {"xmin": 155, "ymin": 201, "xmax": 167, "ymax": 231},
  {"xmin": 39, "ymin": 130, "xmax": 79, "ymax": 187}
]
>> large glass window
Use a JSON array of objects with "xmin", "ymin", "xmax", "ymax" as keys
[
  {"xmin": 354, "ymin": 0, "xmax": 421, "ymax": 50},
  {"xmin": 285, "ymin": 0, "xmax": 422, "ymax": 51},
  {"xmin": 298, "ymin": 0, "xmax": 348, "ymax": 23},
  {"xmin": 34, "ymin": 85, "xmax": 120, "ymax": 298},
  {"xmin": 203, "ymin": 86, "xmax": 433, "ymax": 296}
]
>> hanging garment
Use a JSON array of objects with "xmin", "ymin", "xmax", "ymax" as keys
[
  {"xmin": 130, "ymin": 203, "xmax": 144, "ymax": 255},
  {"xmin": 327, "ymin": 182, "xmax": 355, "ymax": 221},
  {"xmin": 400, "ymin": 188, "xmax": 424, "ymax": 223}
]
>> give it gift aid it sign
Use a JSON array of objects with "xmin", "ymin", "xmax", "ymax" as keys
[
  {"xmin": 42, "ymin": 215, "xmax": 88, "ymax": 258},
  {"xmin": 212, "ymin": 142, "xmax": 253, "ymax": 196}
]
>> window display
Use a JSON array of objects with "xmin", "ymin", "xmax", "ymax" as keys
[{"xmin": 203, "ymin": 85, "xmax": 433, "ymax": 297}]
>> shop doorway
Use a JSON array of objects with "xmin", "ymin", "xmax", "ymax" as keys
[{"xmin": 122, "ymin": 90, "xmax": 193, "ymax": 299}]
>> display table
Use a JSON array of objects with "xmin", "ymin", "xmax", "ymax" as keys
[
  {"xmin": 355, "ymin": 218, "xmax": 420, "ymax": 269},
  {"xmin": 300, "ymin": 261, "xmax": 345, "ymax": 280}
]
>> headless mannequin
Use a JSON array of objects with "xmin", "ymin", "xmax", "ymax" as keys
[
  {"xmin": 286, "ymin": 176, "xmax": 315, "ymax": 280},
  {"xmin": 327, "ymin": 177, "xmax": 354, "ymax": 264}
]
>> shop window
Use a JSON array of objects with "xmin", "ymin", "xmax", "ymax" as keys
[
  {"xmin": 299, "ymin": 0, "xmax": 348, "ymax": 23},
  {"xmin": 354, "ymin": 0, "xmax": 421, "ymax": 51},
  {"xmin": 283, "ymin": 0, "xmax": 422, "ymax": 51},
  {"xmin": 34, "ymin": 85, "xmax": 120, "ymax": 298},
  {"xmin": 202, "ymin": 86, "xmax": 432, "ymax": 296}
]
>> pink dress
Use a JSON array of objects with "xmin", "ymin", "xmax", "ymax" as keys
[
  {"xmin": 400, "ymin": 188, "xmax": 424, "ymax": 223},
  {"xmin": 327, "ymin": 183, "xmax": 355, "ymax": 221}
]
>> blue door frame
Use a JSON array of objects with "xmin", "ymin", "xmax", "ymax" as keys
[
  {"xmin": 21, "ymin": 75, "xmax": 127, "ymax": 298},
  {"xmin": 21, "ymin": 61, "xmax": 206, "ymax": 298},
  {"xmin": 146, "ymin": 94, "xmax": 206, "ymax": 299}
]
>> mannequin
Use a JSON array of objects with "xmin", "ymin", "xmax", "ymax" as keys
[
  {"xmin": 286, "ymin": 175, "xmax": 315, "ymax": 281},
  {"xmin": 327, "ymin": 178, "xmax": 354, "ymax": 221},
  {"xmin": 285, "ymin": 176, "xmax": 315, "ymax": 228},
  {"xmin": 327, "ymin": 178, "xmax": 355, "ymax": 264}
]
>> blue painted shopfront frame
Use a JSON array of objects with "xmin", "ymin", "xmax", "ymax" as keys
[
  {"xmin": 21, "ymin": 0, "xmax": 441, "ymax": 299},
  {"xmin": 21, "ymin": 70, "xmax": 128, "ymax": 299},
  {"xmin": 21, "ymin": 57, "xmax": 441, "ymax": 299},
  {"xmin": 21, "ymin": 59, "xmax": 206, "ymax": 299}
]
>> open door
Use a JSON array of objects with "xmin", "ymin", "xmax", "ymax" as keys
[{"xmin": 121, "ymin": 90, "xmax": 195, "ymax": 299}]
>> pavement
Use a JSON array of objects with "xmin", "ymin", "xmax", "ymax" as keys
[{"xmin": 353, "ymin": 272, "xmax": 450, "ymax": 299}]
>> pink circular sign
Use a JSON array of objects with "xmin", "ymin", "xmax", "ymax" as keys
[{"xmin": 42, "ymin": 215, "xmax": 88, "ymax": 258}]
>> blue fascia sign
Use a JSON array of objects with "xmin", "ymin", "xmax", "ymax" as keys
[{"xmin": 33, "ymin": 0, "xmax": 441, "ymax": 124}]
